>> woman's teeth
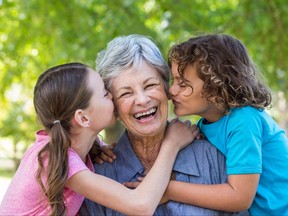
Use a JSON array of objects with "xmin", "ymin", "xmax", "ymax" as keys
[{"xmin": 134, "ymin": 107, "xmax": 157, "ymax": 119}]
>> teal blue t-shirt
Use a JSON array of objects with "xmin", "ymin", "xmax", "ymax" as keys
[{"xmin": 198, "ymin": 106, "xmax": 288, "ymax": 215}]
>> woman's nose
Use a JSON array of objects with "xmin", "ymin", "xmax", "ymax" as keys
[{"xmin": 135, "ymin": 90, "xmax": 150, "ymax": 105}]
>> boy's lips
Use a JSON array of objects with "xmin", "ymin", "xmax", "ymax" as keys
[{"xmin": 172, "ymin": 99, "xmax": 180, "ymax": 105}]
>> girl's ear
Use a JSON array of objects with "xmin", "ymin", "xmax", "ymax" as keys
[{"xmin": 74, "ymin": 109, "xmax": 90, "ymax": 127}]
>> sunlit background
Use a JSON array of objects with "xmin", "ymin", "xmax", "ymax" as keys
[{"xmin": 0, "ymin": 0, "xmax": 287, "ymax": 202}]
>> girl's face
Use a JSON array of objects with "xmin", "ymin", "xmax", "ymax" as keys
[
  {"xmin": 85, "ymin": 69, "xmax": 117, "ymax": 131},
  {"xmin": 169, "ymin": 63, "xmax": 222, "ymax": 122},
  {"xmin": 111, "ymin": 61, "xmax": 168, "ymax": 138}
]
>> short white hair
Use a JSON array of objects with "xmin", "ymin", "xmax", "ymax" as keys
[{"xmin": 96, "ymin": 34, "xmax": 169, "ymax": 93}]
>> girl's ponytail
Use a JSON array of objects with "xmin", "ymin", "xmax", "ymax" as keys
[{"xmin": 34, "ymin": 63, "xmax": 92, "ymax": 215}]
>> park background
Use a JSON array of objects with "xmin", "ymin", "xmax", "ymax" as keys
[{"xmin": 0, "ymin": 0, "xmax": 287, "ymax": 202}]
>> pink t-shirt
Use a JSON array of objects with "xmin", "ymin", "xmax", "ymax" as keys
[{"xmin": 0, "ymin": 130, "xmax": 94, "ymax": 216}]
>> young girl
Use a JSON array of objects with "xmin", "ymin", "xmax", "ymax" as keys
[
  {"xmin": 167, "ymin": 34, "xmax": 288, "ymax": 215},
  {"xmin": 0, "ymin": 62, "xmax": 198, "ymax": 216}
]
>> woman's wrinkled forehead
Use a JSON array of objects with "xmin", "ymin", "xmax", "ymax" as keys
[
  {"xmin": 117, "ymin": 60, "xmax": 159, "ymax": 79},
  {"xmin": 111, "ymin": 62, "xmax": 161, "ymax": 87}
]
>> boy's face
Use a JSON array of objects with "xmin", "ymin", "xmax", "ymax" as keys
[{"xmin": 169, "ymin": 63, "xmax": 222, "ymax": 122}]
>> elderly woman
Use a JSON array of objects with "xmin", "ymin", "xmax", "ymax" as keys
[{"xmin": 79, "ymin": 35, "xmax": 248, "ymax": 215}]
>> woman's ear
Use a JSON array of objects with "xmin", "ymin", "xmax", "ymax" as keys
[{"xmin": 74, "ymin": 109, "xmax": 90, "ymax": 127}]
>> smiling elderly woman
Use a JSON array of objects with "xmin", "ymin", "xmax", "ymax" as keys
[{"xmin": 79, "ymin": 35, "xmax": 249, "ymax": 215}]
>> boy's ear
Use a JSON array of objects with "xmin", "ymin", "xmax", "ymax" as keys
[{"xmin": 74, "ymin": 109, "xmax": 90, "ymax": 127}]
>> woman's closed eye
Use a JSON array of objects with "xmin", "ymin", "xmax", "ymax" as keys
[
  {"xmin": 118, "ymin": 91, "xmax": 132, "ymax": 98},
  {"xmin": 145, "ymin": 83, "xmax": 158, "ymax": 89}
]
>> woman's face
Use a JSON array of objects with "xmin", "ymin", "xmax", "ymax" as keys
[
  {"xmin": 85, "ymin": 69, "xmax": 117, "ymax": 132},
  {"xmin": 169, "ymin": 63, "xmax": 222, "ymax": 122},
  {"xmin": 111, "ymin": 62, "xmax": 168, "ymax": 138}
]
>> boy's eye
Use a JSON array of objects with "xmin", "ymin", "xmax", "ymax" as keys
[
  {"xmin": 179, "ymin": 81, "xmax": 187, "ymax": 87},
  {"xmin": 104, "ymin": 89, "xmax": 111, "ymax": 97}
]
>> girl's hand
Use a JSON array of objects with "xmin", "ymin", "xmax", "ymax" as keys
[
  {"xmin": 196, "ymin": 133, "xmax": 206, "ymax": 140},
  {"xmin": 94, "ymin": 143, "xmax": 117, "ymax": 164},
  {"xmin": 164, "ymin": 118, "xmax": 200, "ymax": 150},
  {"xmin": 123, "ymin": 176, "xmax": 143, "ymax": 189}
]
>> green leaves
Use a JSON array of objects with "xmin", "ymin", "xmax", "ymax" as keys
[{"xmin": 0, "ymin": 0, "xmax": 287, "ymax": 166}]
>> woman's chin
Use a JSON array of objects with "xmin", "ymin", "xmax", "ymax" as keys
[{"xmin": 133, "ymin": 122, "xmax": 166, "ymax": 137}]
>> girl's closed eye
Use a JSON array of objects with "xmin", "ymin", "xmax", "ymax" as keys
[{"xmin": 104, "ymin": 90, "xmax": 109, "ymax": 97}]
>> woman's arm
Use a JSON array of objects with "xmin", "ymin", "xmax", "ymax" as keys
[
  {"xmin": 165, "ymin": 174, "xmax": 259, "ymax": 212},
  {"xmin": 66, "ymin": 119, "xmax": 199, "ymax": 215}
]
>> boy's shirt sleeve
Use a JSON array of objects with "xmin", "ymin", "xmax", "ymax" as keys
[{"xmin": 225, "ymin": 111, "xmax": 262, "ymax": 175}]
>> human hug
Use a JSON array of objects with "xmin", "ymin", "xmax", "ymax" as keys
[{"xmin": 1, "ymin": 33, "xmax": 287, "ymax": 216}]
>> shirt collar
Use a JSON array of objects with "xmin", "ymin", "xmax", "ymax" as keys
[
  {"xmin": 114, "ymin": 130, "xmax": 200, "ymax": 183},
  {"xmin": 113, "ymin": 131, "xmax": 144, "ymax": 183},
  {"xmin": 173, "ymin": 143, "xmax": 200, "ymax": 177}
]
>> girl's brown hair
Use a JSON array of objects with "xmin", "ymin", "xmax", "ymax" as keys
[
  {"xmin": 33, "ymin": 62, "xmax": 92, "ymax": 215},
  {"xmin": 168, "ymin": 34, "xmax": 272, "ymax": 114}
]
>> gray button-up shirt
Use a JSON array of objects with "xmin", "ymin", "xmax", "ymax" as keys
[{"xmin": 79, "ymin": 130, "xmax": 249, "ymax": 216}]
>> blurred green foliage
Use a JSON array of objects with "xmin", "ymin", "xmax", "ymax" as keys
[{"xmin": 0, "ymin": 0, "xmax": 287, "ymax": 169}]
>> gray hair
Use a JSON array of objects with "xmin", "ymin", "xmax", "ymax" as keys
[{"xmin": 96, "ymin": 34, "xmax": 170, "ymax": 94}]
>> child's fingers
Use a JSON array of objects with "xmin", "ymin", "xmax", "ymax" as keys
[
  {"xmin": 102, "ymin": 146, "xmax": 116, "ymax": 160},
  {"xmin": 169, "ymin": 117, "xmax": 180, "ymax": 125},
  {"xmin": 184, "ymin": 120, "xmax": 191, "ymax": 127},
  {"xmin": 123, "ymin": 181, "xmax": 141, "ymax": 189},
  {"xmin": 109, "ymin": 143, "xmax": 116, "ymax": 150},
  {"xmin": 94, "ymin": 157, "xmax": 104, "ymax": 164},
  {"xmin": 190, "ymin": 124, "xmax": 198, "ymax": 131},
  {"xmin": 99, "ymin": 152, "xmax": 114, "ymax": 163},
  {"xmin": 137, "ymin": 176, "xmax": 144, "ymax": 181},
  {"xmin": 189, "ymin": 124, "xmax": 200, "ymax": 137}
]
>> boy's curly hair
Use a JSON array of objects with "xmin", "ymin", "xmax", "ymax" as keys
[{"xmin": 168, "ymin": 34, "xmax": 272, "ymax": 114}]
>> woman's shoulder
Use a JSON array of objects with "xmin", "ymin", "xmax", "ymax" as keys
[
  {"xmin": 176, "ymin": 138, "xmax": 226, "ymax": 175},
  {"xmin": 181, "ymin": 138, "xmax": 223, "ymax": 155}
]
